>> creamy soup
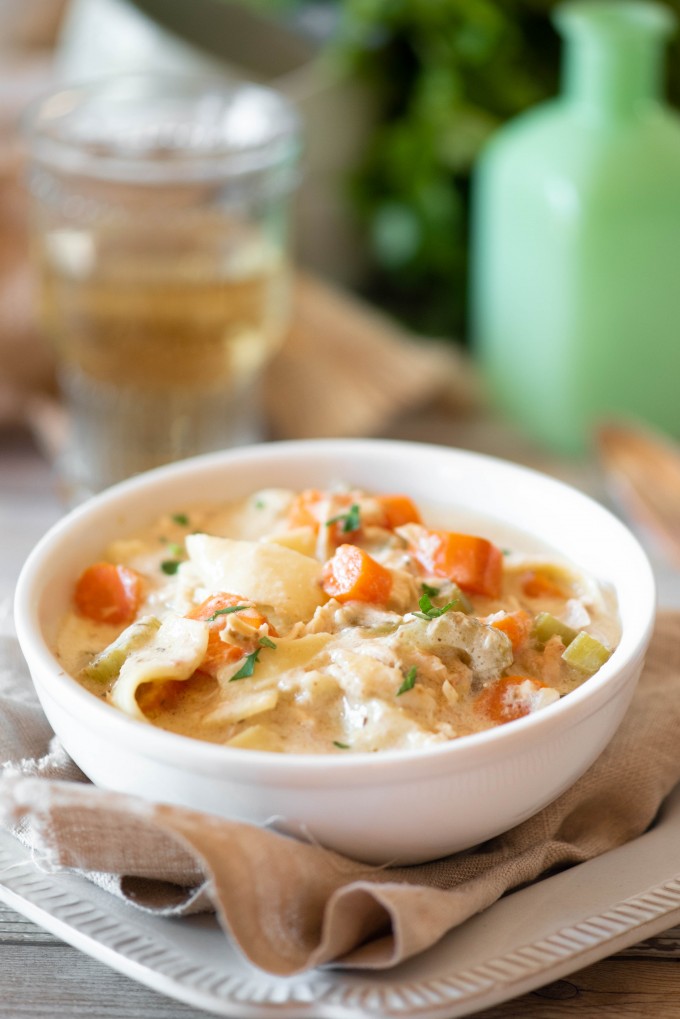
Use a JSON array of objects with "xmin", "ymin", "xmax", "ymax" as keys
[{"xmin": 55, "ymin": 486, "xmax": 620, "ymax": 754}]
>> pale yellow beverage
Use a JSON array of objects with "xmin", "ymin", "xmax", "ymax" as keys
[
  {"xmin": 23, "ymin": 75, "xmax": 301, "ymax": 501},
  {"xmin": 36, "ymin": 219, "xmax": 290, "ymax": 495}
]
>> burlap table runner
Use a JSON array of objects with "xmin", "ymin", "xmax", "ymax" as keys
[{"xmin": 2, "ymin": 613, "xmax": 680, "ymax": 977}]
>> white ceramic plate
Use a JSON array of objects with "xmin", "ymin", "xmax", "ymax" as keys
[{"xmin": 3, "ymin": 785, "xmax": 680, "ymax": 1018}]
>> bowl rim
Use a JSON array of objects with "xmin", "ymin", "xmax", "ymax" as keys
[{"xmin": 14, "ymin": 438, "xmax": 657, "ymax": 782}]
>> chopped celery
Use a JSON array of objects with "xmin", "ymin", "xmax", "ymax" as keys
[
  {"xmin": 82, "ymin": 616, "xmax": 161, "ymax": 683},
  {"xmin": 561, "ymin": 631, "xmax": 612, "ymax": 675},
  {"xmin": 533, "ymin": 612, "xmax": 577, "ymax": 647}
]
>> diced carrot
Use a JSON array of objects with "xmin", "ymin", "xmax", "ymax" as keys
[
  {"xmin": 322, "ymin": 544, "xmax": 393, "ymax": 604},
  {"xmin": 287, "ymin": 489, "xmax": 361, "ymax": 545},
  {"xmin": 187, "ymin": 592, "xmax": 270, "ymax": 631},
  {"xmin": 376, "ymin": 494, "xmax": 422, "ymax": 529},
  {"xmin": 187, "ymin": 593, "xmax": 274, "ymax": 677},
  {"xmin": 409, "ymin": 529, "xmax": 503, "ymax": 599},
  {"xmin": 490, "ymin": 610, "xmax": 533, "ymax": 653},
  {"xmin": 287, "ymin": 489, "xmax": 325, "ymax": 530},
  {"xmin": 475, "ymin": 675, "xmax": 548, "ymax": 725},
  {"xmin": 521, "ymin": 570, "xmax": 567, "ymax": 600},
  {"xmin": 195, "ymin": 638, "xmax": 244, "ymax": 677},
  {"xmin": 73, "ymin": 562, "xmax": 142, "ymax": 625}
]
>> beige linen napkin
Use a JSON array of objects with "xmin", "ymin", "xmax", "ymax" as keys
[
  {"xmin": 262, "ymin": 272, "xmax": 481, "ymax": 440},
  {"xmin": 2, "ymin": 613, "xmax": 680, "ymax": 976}
]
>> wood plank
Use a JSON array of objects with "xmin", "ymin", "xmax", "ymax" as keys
[
  {"xmin": 477, "ymin": 958, "xmax": 680, "ymax": 1018},
  {"xmin": 0, "ymin": 902, "xmax": 57, "ymax": 945},
  {"xmin": 0, "ymin": 942, "xmax": 216, "ymax": 1018}
]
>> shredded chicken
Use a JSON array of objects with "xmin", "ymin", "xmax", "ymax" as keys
[
  {"xmin": 300, "ymin": 600, "xmax": 402, "ymax": 636},
  {"xmin": 395, "ymin": 613, "xmax": 513, "ymax": 686}
]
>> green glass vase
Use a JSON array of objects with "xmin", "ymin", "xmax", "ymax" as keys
[{"xmin": 470, "ymin": 1, "xmax": 680, "ymax": 455}]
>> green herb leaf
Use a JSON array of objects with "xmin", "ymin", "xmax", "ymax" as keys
[
  {"xmin": 166, "ymin": 542, "xmax": 184, "ymax": 558},
  {"xmin": 229, "ymin": 650, "xmax": 260, "ymax": 681},
  {"xmin": 333, "ymin": 740, "xmax": 351, "ymax": 750},
  {"xmin": 259, "ymin": 635, "xmax": 277, "ymax": 649},
  {"xmin": 160, "ymin": 560, "xmax": 181, "ymax": 575},
  {"xmin": 413, "ymin": 588, "xmax": 473, "ymax": 619},
  {"xmin": 326, "ymin": 503, "xmax": 361, "ymax": 533},
  {"xmin": 412, "ymin": 592, "xmax": 457, "ymax": 620},
  {"xmin": 421, "ymin": 582, "xmax": 440, "ymax": 598},
  {"xmin": 206, "ymin": 604, "xmax": 250, "ymax": 622},
  {"xmin": 397, "ymin": 666, "xmax": 417, "ymax": 696},
  {"xmin": 413, "ymin": 604, "xmax": 457, "ymax": 620},
  {"xmin": 417, "ymin": 592, "xmax": 436, "ymax": 615},
  {"xmin": 172, "ymin": 513, "xmax": 189, "ymax": 527},
  {"xmin": 254, "ymin": 498, "xmax": 266, "ymax": 510}
]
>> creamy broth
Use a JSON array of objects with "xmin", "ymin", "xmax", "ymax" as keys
[{"xmin": 56, "ymin": 486, "xmax": 621, "ymax": 753}]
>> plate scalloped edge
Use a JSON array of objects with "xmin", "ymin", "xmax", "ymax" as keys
[{"xmin": 4, "ymin": 787, "xmax": 680, "ymax": 1019}]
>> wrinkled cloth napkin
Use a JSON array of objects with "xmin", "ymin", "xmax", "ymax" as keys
[{"xmin": 2, "ymin": 613, "xmax": 680, "ymax": 977}]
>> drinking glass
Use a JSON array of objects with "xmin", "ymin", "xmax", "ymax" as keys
[{"xmin": 23, "ymin": 74, "xmax": 300, "ymax": 501}]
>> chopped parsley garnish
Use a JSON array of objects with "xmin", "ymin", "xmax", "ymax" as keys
[
  {"xmin": 230, "ymin": 650, "xmax": 260, "ymax": 681},
  {"xmin": 160, "ymin": 560, "xmax": 181, "ymax": 575},
  {"xmin": 254, "ymin": 498, "xmax": 266, "ymax": 510},
  {"xmin": 397, "ymin": 666, "xmax": 417, "ymax": 696},
  {"xmin": 421, "ymin": 582, "xmax": 440, "ymax": 598},
  {"xmin": 206, "ymin": 604, "xmax": 249, "ymax": 622},
  {"xmin": 166, "ymin": 542, "xmax": 184, "ymax": 558},
  {"xmin": 333, "ymin": 741, "xmax": 350, "ymax": 750},
  {"xmin": 413, "ymin": 588, "xmax": 472, "ymax": 618},
  {"xmin": 412, "ymin": 592, "xmax": 457, "ymax": 620},
  {"xmin": 172, "ymin": 513, "xmax": 189, "ymax": 527},
  {"xmin": 326, "ymin": 503, "xmax": 361, "ymax": 533},
  {"xmin": 229, "ymin": 636, "xmax": 277, "ymax": 681}
]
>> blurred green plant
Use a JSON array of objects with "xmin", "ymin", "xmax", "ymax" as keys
[{"xmin": 333, "ymin": 0, "xmax": 559, "ymax": 338}]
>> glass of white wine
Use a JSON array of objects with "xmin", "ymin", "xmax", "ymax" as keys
[{"xmin": 23, "ymin": 74, "xmax": 301, "ymax": 501}]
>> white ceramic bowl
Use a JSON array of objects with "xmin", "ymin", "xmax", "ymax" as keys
[{"xmin": 14, "ymin": 439, "xmax": 656, "ymax": 864}]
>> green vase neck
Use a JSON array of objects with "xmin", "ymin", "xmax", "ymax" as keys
[{"xmin": 555, "ymin": 1, "xmax": 675, "ymax": 118}]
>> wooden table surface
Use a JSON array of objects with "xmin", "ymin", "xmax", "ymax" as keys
[{"xmin": 3, "ymin": 419, "xmax": 680, "ymax": 1019}]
